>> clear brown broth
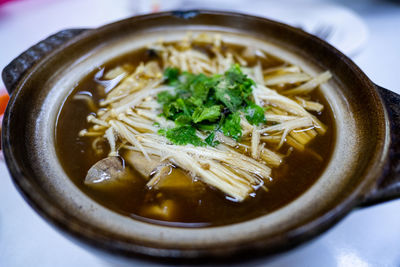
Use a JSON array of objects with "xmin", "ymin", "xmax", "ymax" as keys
[{"xmin": 55, "ymin": 44, "xmax": 335, "ymax": 227}]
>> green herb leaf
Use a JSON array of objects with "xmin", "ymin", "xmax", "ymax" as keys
[
  {"xmin": 192, "ymin": 105, "xmax": 221, "ymax": 123},
  {"xmin": 157, "ymin": 129, "xmax": 167, "ymax": 135},
  {"xmin": 175, "ymin": 98, "xmax": 191, "ymax": 116},
  {"xmin": 205, "ymin": 131, "xmax": 220, "ymax": 147},
  {"xmin": 221, "ymin": 111, "xmax": 242, "ymax": 140},
  {"xmin": 190, "ymin": 74, "xmax": 214, "ymax": 100},
  {"xmin": 166, "ymin": 125, "xmax": 205, "ymax": 146},
  {"xmin": 225, "ymin": 64, "xmax": 255, "ymax": 98},
  {"xmin": 175, "ymin": 114, "xmax": 192, "ymax": 126},
  {"xmin": 163, "ymin": 67, "xmax": 180, "ymax": 85},
  {"xmin": 244, "ymin": 102, "xmax": 266, "ymax": 125},
  {"xmin": 157, "ymin": 91, "xmax": 176, "ymax": 104},
  {"xmin": 214, "ymin": 64, "xmax": 255, "ymax": 111},
  {"xmin": 162, "ymin": 102, "xmax": 181, "ymax": 120},
  {"xmin": 196, "ymin": 123, "xmax": 217, "ymax": 131},
  {"xmin": 158, "ymin": 65, "xmax": 259, "ymax": 145},
  {"xmin": 214, "ymin": 79, "xmax": 243, "ymax": 111}
]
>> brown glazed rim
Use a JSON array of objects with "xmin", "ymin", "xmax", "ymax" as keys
[{"xmin": 2, "ymin": 10, "xmax": 399, "ymax": 263}]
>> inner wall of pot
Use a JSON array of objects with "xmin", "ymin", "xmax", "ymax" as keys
[{"xmin": 28, "ymin": 27, "xmax": 370, "ymax": 248}]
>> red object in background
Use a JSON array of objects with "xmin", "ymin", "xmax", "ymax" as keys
[
  {"xmin": 0, "ymin": 90, "xmax": 8, "ymax": 151},
  {"xmin": 0, "ymin": 93, "xmax": 9, "ymax": 115}
]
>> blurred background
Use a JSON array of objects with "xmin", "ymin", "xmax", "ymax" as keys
[{"xmin": 0, "ymin": 0, "xmax": 400, "ymax": 266}]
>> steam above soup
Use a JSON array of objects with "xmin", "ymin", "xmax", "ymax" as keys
[{"xmin": 56, "ymin": 33, "xmax": 334, "ymax": 226}]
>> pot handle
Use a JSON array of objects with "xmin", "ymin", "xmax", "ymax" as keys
[
  {"xmin": 2, "ymin": 28, "xmax": 88, "ymax": 95},
  {"xmin": 360, "ymin": 85, "xmax": 400, "ymax": 206}
]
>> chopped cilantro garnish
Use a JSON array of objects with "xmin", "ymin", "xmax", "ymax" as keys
[
  {"xmin": 244, "ymin": 102, "xmax": 266, "ymax": 125},
  {"xmin": 166, "ymin": 125, "xmax": 205, "ymax": 146},
  {"xmin": 157, "ymin": 128, "xmax": 167, "ymax": 135},
  {"xmin": 205, "ymin": 132, "xmax": 220, "ymax": 147},
  {"xmin": 163, "ymin": 67, "xmax": 180, "ymax": 85},
  {"xmin": 221, "ymin": 111, "xmax": 242, "ymax": 140},
  {"xmin": 196, "ymin": 123, "xmax": 217, "ymax": 131},
  {"xmin": 192, "ymin": 105, "xmax": 221, "ymax": 123},
  {"xmin": 215, "ymin": 64, "xmax": 255, "ymax": 112},
  {"xmin": 174, "ymin": 114, "xmax": 192, "ymax": 126},
  {"xmin": 157, "ymin": 91, "xmax": 176, "ymax": 104},
  {"xmin": 157, "ymin": 65, "xmax": 266, "ymax": 146},
  {"xmin": 214, "ymin": 80, "xmax": 243, "ymax": 112},
  {"xmin": 175, "ymin": 98, "xmax": 191, "ymax": 116}
]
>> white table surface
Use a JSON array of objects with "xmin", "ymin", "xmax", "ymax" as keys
[{"xmin": 1, "ymin": 0, "xmax": 400, "ymax": 266}]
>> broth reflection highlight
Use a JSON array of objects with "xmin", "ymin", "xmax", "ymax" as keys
[{"xmin": 56, "ymin": 33, "xmax": 334, "ymax": 227}]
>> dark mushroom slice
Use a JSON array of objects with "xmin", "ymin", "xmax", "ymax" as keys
[{"xmin": 85, "ymin": 156, "xmax": 135, "ymax": 189}]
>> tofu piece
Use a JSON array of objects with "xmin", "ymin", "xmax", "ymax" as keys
[
  {"xmin": 150, "ymin": 168, "xmax": 206, "ymax": 197},
  {"xmin": 139, "ymin": 199, "xmax": 178, "ymax": 221}
]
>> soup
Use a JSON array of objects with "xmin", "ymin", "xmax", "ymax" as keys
[{"xmin": 56, "ymin": 33, "xmax": 335, "ymax": 227}]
